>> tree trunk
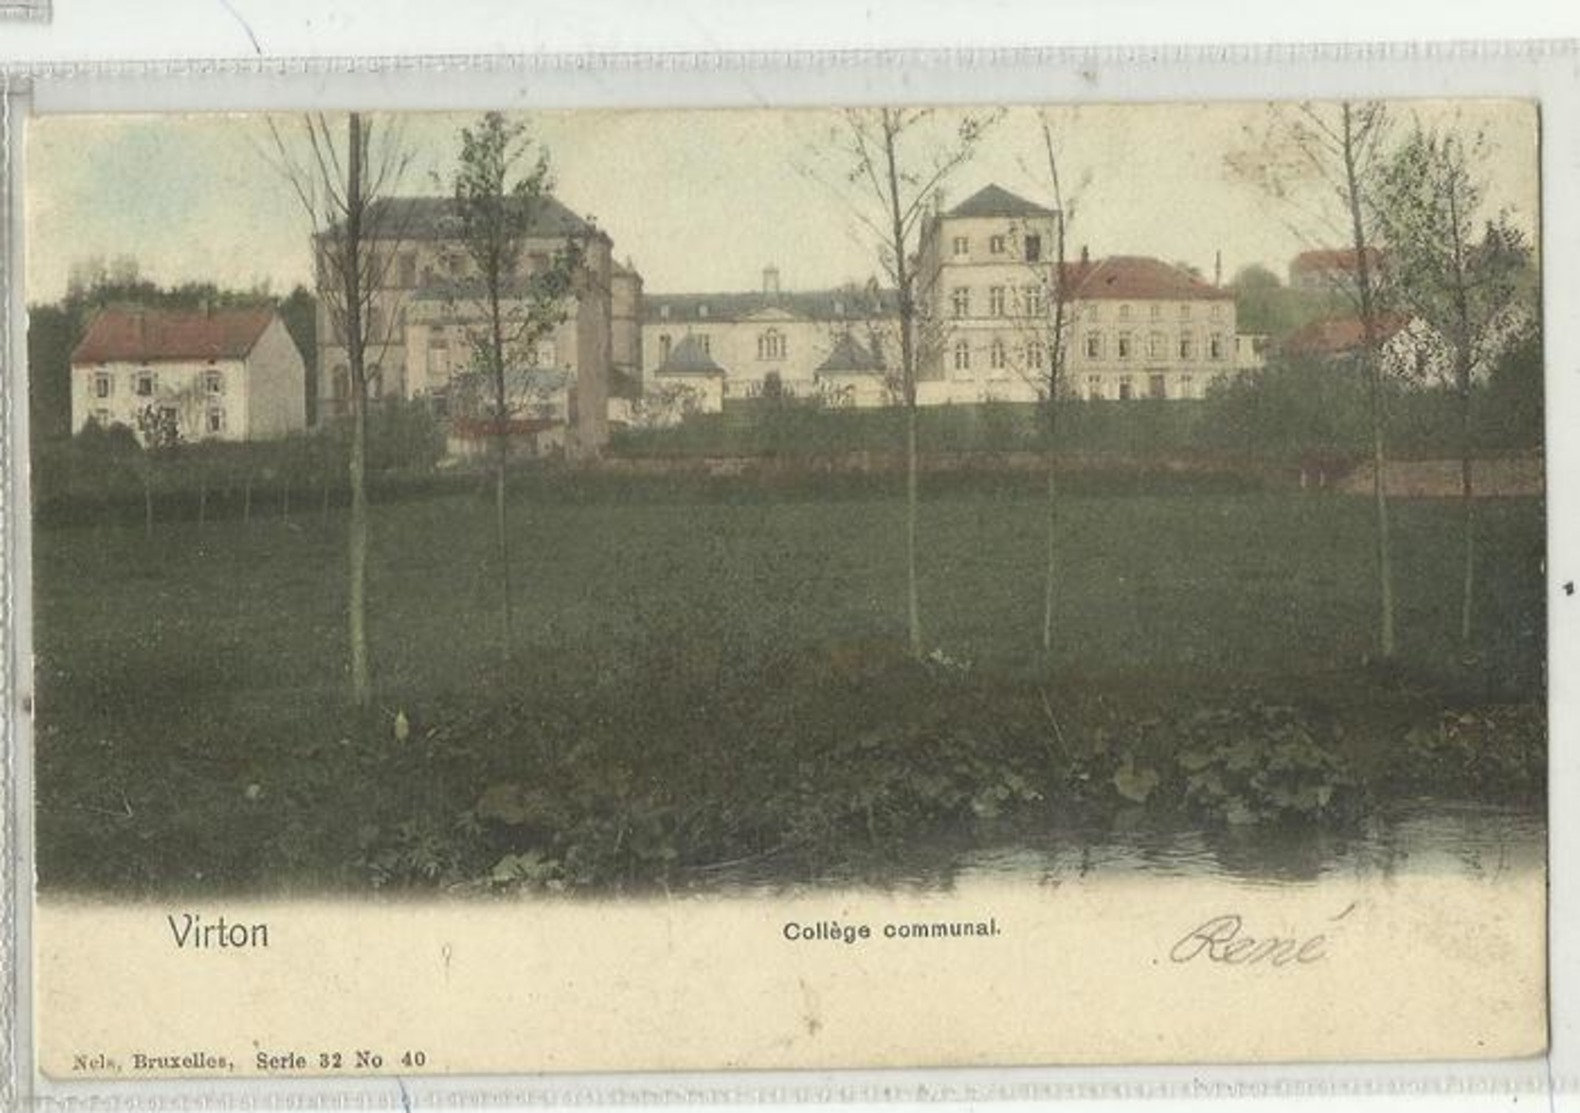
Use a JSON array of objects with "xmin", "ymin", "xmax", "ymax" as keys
[
  {"xmin": 143, "ymin": 475, "xmax": 153, "ymax": 540},
  {"xmin": 1459, "ymin": 375, "xmax": 1476, "ymax": 646},
  {"xmin": 198, "ymin": 476, "xmax": 207, "ymax": 531},
  {"xmin": 1342, "ymin": 103, "xmax": 1397, "ymax": 661},
  {"xmin": 282, "ymin": 476, "xmax": 291, "ymax": 522},
  {"xmin": 243, "ymin": 472, "xmax": 252, "ymax": 525},
  {"xmin": 349, "ymin": 397, "xmax": 371, "ymax": 707},
  {"xmin": 1041, "ymin": 461, "xmax": 1057, "ymax": 656},
  {"xmin": 346, "ymin": 111, "xmax": 373, "ymax": 711},
  {"xmin": 905, "ymin": 401, "xmax": 921, "ymax": 659},
  {"xmin": 495, "ymin": 422, "xmax": 513, "ymax": 667}
]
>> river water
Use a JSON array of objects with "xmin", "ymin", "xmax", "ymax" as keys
[{"xmin": 700, "ymin": 799, "xmax": 1546, "ymax": 894}]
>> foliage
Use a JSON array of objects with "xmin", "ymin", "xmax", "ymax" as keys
[
  {"xmin": 1398, "ymin": 705, "xmax": 1545, "ymax": 800},
  {"xmin": 1174, "ymin": 704, "xmax": 1360, "ymax": 826}
]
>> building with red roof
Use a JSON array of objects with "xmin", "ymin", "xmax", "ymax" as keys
[{"xmin": 70, "ymin": 307, "xmax": 307, "ymax": 443}]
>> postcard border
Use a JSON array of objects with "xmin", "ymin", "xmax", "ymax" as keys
[{"xmin": 1, "ymin": 40, "xmax": 1578, "ymax": 1111}]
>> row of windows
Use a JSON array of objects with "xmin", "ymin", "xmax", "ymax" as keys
[
  {"xmin": 1086, "ymin": 302, "xmax": 1226, "ymax": 322},
  {"xmin": 950, "ymin": 232, "xmax": 1044, "ymax": 262},
  {"xmin": 949, "ymin": 285, "xmax": 1048, "ymax": 319},
  {"xmin": 1082, "ymin": 331, "xmax": 1228, "ymax": 361},
  {"xmin": 89, "ymin": 406, "xmax": 228, "ymax": 433},
  {"xmin": 1085, "ymin": 373, "xmax": 1216, "ymax": 401},
  {"xmin": 951, "ymin": 339, "xmax": 1048, "ymax": 375},
  {"xmin": 654, "ymin": 331, "xmax": 790, "ymax": 363},
  {"xmin": 92, "ymin": 368, "xmax": 226, "ymax": 399}
]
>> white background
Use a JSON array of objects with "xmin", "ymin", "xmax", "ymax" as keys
[{"xmin": 3, "ymin": 4, "xmax": 1578, "ymax": 1113}]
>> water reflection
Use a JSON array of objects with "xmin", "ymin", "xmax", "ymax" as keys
[{"xmin": 697, "ymin": 799, "xmax": 1545, "ymax": 895}]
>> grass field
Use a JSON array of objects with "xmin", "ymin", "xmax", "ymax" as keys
[{"xmin": 32, "ymin": 478, "xmax": 1546, "ymax": 894}]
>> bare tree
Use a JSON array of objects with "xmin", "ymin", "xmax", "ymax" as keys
[
  {"xmin": 1374, "ymin": 122, "xmax": 1532, "ymax": 647},
  {"xmin": 826, "ymin": 107, "xmax": 997, "ymax": 658},
  {"xmin": 446, "ymin": 111, "xmax": 584, "ymax": 665},
  {"xmin": 264, "ymin": 113, "xmax": 413, "ymax": 709},
  {"xmin": 1007, "ymin": 116, "xmax": 1088, "ymax": 658},
  {"xmin": 1228, "ymin": 101, "xmax": 1399, "ymax": 661}
]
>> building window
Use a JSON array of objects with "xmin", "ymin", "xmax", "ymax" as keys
[
  {"xmin": 94, "ymin": 373, "xmax": 112, "ymax": 399},
  {"xmin": 1024, "ymin": 234, "xmax": 1042, "ymax": 262},
  {"xmin": 758, "ymin": 329, "xmax": 786, "ymax": 360},
  {"xmin": 93, "ymin": 408, "xmax": 111, "ymax": 426},
  {"xmin": 952, "ymin": 340, "xmax": 971, "ymax": 375},
  {"xmin": 1085, "ymin": 332, "xmax": 1103, "ymax": 360},
  {"xmin": 428, "ymin": 339, "xmax": 450, "ymax": 379},
  {"xmin": 1026, "ymin": 340, "xmax": 1046, "ymax": 371},
  {"xmin": 989, "ymin": 234, "xmax": 1006, "ymax": 255},
  {"xmin": 989, "ymin": 286, "xmax": 1006, "ymax": 317},
  {"xmin": 1085, "ymin": 304, "xmax": 1100, "ymax": 321},
  {"xmin": 207, "ymin": 408, "xmax": 226, "ymax": 434},
  {"xmin": 1149, "ymin": 373, "xmax": 1167, "ymax": 400},
  {"xmin": 1148, "ymin": 332, "xmax": 1165, "ymax": 359},
  {"xmin": 1117, "ymin": 332, "xmax": 1132, "ymax": 360},
  {"xmin": 697, "ymin": 335, "xmax": 711, "ymax": 355},
  {"xmin": 659, "ymin": 305, "xmax": 671, "ymax": 321},
  {"xmin": 1179, "ymin": 303, "xmax": 1192, "ymax": 319},
  {"xmin": 1180, "ymin": 374, "xmax": 1195, "ymax": 398},
  {"xmin": 951, "ymin": 287, "xmax": 971, "ymax": 318},
  {"xmin": 1087, "ymin": 375, "xmax": 1103, "ymax": 400},
  {"xmin": 1118, "ymin": 376, "xmax": 1133, "ymax": 401},
  {"xmin": 1209, "ymin": 333, "xmax": 1225, "ymax": 360},
  {"xmin": 952, "ymin": 235, "xmax": 969, "ymax": 256},
  {"xmin": 1179, "ymin": 333, "xmax": 1194, "ymax": 360},
  {"xmin": 1024, "ymin": 285, "xmax": 1045, "ymax": 317},
  {"xmin": 204, "ymin": 370, "xmax": 224, "ymax": 395},
  {"xmin": 134, "ymin": 369, "xmax": 154, "ymax": 396},
  {"xmin": 989, "ymin": 339, "xmax": 1007, "ymax": 373},
  {"xmin": 1211, "ymin": 303, "xmax": 1224, "ymax": 319},
  {"xmin": 658, "ymin": 334, "xmax": 672, "ymax": 363},
  {"xmin": 698, "ymin": 304, "xmax": 710, "ymax": 319},
  {"xmin": 1150, "ymin": 304, "xmax": 1163, "ymax": 319},
  {"xmin": 1119, "ymin": 304, "xmax": 1131, "ymax": 320}
]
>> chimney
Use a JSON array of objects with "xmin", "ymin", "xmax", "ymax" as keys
[
  {"xmin": 1080, "ymin": 245, "xmax": 1090, "ymax": 265},
  {"xmin": 1214, "ymin": 250, "xmax": 1223, "ymax": 287},
  {"xmin": 763, "ymin": 265, "xmax": 781, "ymax": 297}
]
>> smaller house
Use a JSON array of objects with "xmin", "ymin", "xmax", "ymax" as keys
[
  {"xmin": 70, "ymin": 307, "xmax": 307, "ymax": 444},
  {"xmin": 447, "ymin": 368, "xmax": 573, "ymax": 459},
  {"xmin": 1288, "ymin": 247, "xmax": 1388, "ymax": 294},
  {"xmin": 1281, "ymin": 313, "xmax": 1451, "ymax": 385},
  {"xmin": 646, "ymin": 334, "xmax": 728, "ymax": 422},
  {"xmin": 815, "ymin": 331, "xmax": 890, "ymax": 409}
]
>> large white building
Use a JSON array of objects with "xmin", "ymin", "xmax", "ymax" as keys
[
  {"xmin": 314, "ymin": 195, "xmax": 642, "ymax": 459},
  {"xmin": 641, "ymin": 270, "xmax": 899, "ymax": 414},
  {"xmin": 638, "ymin": 184, "xmax": 1260, "ymax": 416},
  {"xmin": 70, "ymin": 307, "xmax": 307, "ymax": 443},
  {"xmin": 918, "ymin": 185, "xmax": 1249, "ymax": 403}
]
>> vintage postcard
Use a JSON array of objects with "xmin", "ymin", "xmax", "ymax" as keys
[{"xmin": 2, "ymin": 73, "xmax": 1560, "ymax": 1093}]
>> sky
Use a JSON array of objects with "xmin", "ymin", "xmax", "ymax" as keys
[{"xmin": 24, "ymin": 100, "xmax": 1539, "ymax": 304}]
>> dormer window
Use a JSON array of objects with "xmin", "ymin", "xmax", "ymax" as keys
[
  {"xmin": 660, "ymin": 305, "xmax": 671, "ymax": 320},
  {"xmin": 698, "ymin": 304, "xmax": 709, "ymax": 319}
]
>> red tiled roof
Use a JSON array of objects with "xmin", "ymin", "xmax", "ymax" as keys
[
  {"xmin": 1282, "ymin": 313, "xmax": 1411, "ymax": 358},
  {"xmin": 1290, "ymin": 247, "xmax": 1385, "ymax": 274},
  {"xmin": 71, "ymin": 308, "xmax": 276, "ymax": 365},
  {"xmin": 1061, "ymin": 256, "xmax": 1233, "ymax": 302}
]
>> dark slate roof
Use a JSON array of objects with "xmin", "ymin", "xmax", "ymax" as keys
[
  {"xmin": 644, "ymin": 286, "xmax": 897, "ymax": 325},
  {"xmin": 817, "ymin": 331, "xmax": 886, "ymax": 376},
  {"xmin": 655, "ymin": 335, "xmax": 727, "ymax": 376},
  {"xmin": 71, "ymin": 308, "xmax": 276, "ymax": 364},
  {"xmin": 946, "ymin": 184, "xmax": 1056, "ymax": 219},
  {"xmin": 351, "ymin": 195, "xmax": 601, "ymax": 242}
]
